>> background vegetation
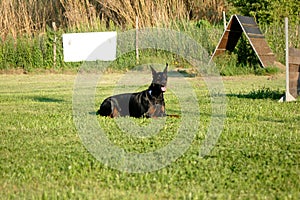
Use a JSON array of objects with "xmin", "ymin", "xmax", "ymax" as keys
[{"xmin": 0, "ymin": 0, "xmax": 299, "ymax": 73}]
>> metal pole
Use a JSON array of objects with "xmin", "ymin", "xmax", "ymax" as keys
[
  {"xmin": 279, "ymin": 17, "xmax": 296, "ymax": 102},
  {"xmin": 285, "ymin": 17, "xmax": 289, "ymax": 93}
]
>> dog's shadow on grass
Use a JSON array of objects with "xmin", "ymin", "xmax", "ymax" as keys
[
  {"xmin": 33, "ymin": 96, "xmax": 65, "ymax": 103},
  {"xmin": 227, "ymin": 87, "xmax": 284, "ymax": 100},
  {"xmin": 168, "ymin": 69, "xmax": 197, "ymax": 78}
]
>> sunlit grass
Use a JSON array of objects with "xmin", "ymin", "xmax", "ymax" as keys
[{"xmin": 0, "ymin": 73, "xmax": 299, "ymax": 199}]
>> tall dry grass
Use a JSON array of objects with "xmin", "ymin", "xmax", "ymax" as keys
[
  {"xmin": 98, "ymin": 0, "xmax": 187, "ymax": 27},
  {"xmin": 0, "ymin": 0, "xmax": 226, "ymax": 39},
  {"xmin": 59, "ymin": 0, "xmax": 99, "ymax": 31},
  {"xmin": 97, "ymin": 0, "xmax": 226, "ymax": 28},
  {"xmin": 0, "ymin": 0, "xmax": 64, "ymax": 40}
]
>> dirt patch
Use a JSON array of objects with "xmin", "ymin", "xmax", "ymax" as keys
[
  {"xmin": 0, "ymin": 68, "xmax": 78, "ymax": 75},
  {"xmin": 0, "ymin": 68, "xmax": 27, "ymax": 75}
]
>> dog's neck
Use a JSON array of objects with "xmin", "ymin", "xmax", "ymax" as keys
[{"xmin": 147, "ymin": 86, "xmax": 164, "ymax": 98}]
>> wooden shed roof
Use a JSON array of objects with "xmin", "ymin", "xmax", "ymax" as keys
[{"xmin": 210, "ymin": 15, "xmax": 276, "ymax": 68}]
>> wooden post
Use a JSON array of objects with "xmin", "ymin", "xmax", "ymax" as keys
[
  {"xmin": 135, "ymin": 16, "xmax": 139, "ymax": 64},
  {"xmin": 52, "ymin": 22, "xmax": 57, "ymax": 69},
  {"xmin": 279, "ymin": 17, "xmax": 296, "ymax": 102},
  {"xmin": 223, "ymin": 11, "xmax": 227, "ymax": 30}
]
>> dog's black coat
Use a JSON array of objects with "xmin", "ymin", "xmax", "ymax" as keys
[{"xmin": 96, "ymin": 64, "xmax": 168, "ymax": 118}]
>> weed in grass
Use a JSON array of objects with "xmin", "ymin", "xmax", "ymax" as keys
[{"xmin": 229, "ymin": 87, "xmax": 284, "ymax": 100}]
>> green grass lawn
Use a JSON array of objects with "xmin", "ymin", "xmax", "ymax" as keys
[{"xmin": 0, "ymin": 73, "xmax": 299, "ymax": 199}]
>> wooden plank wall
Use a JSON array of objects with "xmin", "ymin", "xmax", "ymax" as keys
[
  {"xmin": 289, "ymin": 47, "xmax": 300, "ymax": 98},
  {"xmin": 236, "ymin": 15, "xmax": 276, "ymax": 67}
]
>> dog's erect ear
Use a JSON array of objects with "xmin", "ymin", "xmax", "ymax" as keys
[
  {"xmin": 163, "ymin": 63, "xmax": 168, "ymax": 74},
  {"xmin": 150, "ymin": 66, "xmax": 156, "ymax": 76}
]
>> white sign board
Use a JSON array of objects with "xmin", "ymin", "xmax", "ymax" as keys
[{"xmin": 63, "ymin": 32, "xmax": 117, "ymax": 62}]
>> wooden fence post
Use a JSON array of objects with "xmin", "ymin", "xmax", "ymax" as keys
[
  {"xmin": 52, "ymin": 22, "xmax": 57, "ymax": 69},
  {"xmin": 223, "ymin": 11, "xmax": 227, "ymax": 30},
  {"xmin": 136, "ymin": 16, "xmax": 139, "ymax": 64}
]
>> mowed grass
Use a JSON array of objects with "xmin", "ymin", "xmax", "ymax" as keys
[{"xmin": 0, "ymin": 73, "xmax": 299, "ymax": 199}]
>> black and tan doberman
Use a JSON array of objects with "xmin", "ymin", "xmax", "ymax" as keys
[{"xmin": 97, "ymin": 64, "xmax": 169, "ymax": 118}]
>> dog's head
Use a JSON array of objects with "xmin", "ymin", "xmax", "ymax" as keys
[{"xmin": 150, "ymin": 63, "xmax": 168, "ymax": 93}]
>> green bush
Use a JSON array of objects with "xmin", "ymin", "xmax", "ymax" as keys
[
  {"xmin": 214, "ymin": 50, "xmax": 260, "ymax": 76},
  {"xmin": 0, "ymin": 28, "xmax": 72, "ymax": 71},
  {"xmin": 1, "ymin": 36, "xmax": 17, "ymax": 70}
]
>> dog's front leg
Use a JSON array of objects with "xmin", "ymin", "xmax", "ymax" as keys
[{"xmin": 145, "ymin": 104, "xmax": 166, "ymax": 118}]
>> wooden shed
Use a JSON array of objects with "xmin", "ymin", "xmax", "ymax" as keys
[{"xmin": 210, "ymin": 15, "xmax": 276, "ymax": 68}]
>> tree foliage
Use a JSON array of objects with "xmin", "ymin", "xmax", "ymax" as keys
[{"xmin": 227, "ymin": 0, "xmax": 300, "ymax": 25}]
